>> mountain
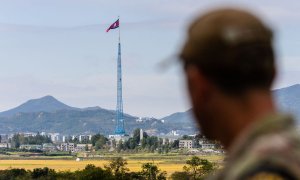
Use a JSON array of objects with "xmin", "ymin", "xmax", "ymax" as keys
[
  {"xmin": 0, "ymin": 95, "xmax": 77, "ymax": 117},
  {"xmin": 0, "ymin": 109, "xmax": 180, "ymax": 135},
  {"xmin": 161, "ymin": 109, "xmax": 194, "ymax": 124},
  {"xmin": 0, "ymin": 96, "xmax": 187, "ymax": 135},
  {"xmin": 274, "ymin": 84, "xmax": 300, "ymax": 120},
  {"xmin": 0, "ymin": 109, "xmax": 134, "ymax": 135},
  {"xmin": 160, "ymin": 109, "xmax": 198, "ymax": 134},
  {"xmin": 0, "ymin": 84, "xmax": 299, "ymax": 135},
  {"xmin": 160, "ymin": 84, "xmax": 300, "ymax": 129}
]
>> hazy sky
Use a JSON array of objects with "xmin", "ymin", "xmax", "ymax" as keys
[{"xmin": 0, "ymin": 0, "xmax": 299, "ymax": 118}]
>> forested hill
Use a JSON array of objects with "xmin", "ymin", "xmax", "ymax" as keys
[
  {"xmin": 0, "ymin": 95, "xmax": 77, "ymax": 117},
  {"xmin": 0, "ymin": 83, "xmax": 299, "ymax": 135},
  {"xmin": 0, "ymin": 96, "xmax": 197, "ymax": 135}
]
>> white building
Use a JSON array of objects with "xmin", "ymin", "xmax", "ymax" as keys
[
  {"xmin": 22, "ymin": 132, "xmax": 37, "ymax": 137},
  {"xmin": 179, "ymin": 140, "xmax": 194, "ymax": 149},
  {"xmin": 72, "ymin": 135, "xmax": 77, "ymax": 140},
  {"xmin": 62, "ymin": 135, "xmax": 72, "ymax": 143},
  {"xmin": 75, "ymin": 144, "xmax": 92, "ymax": 152},
  {"xmin": 42, "ymin": 143, "xmax": 57, "ymax": 152},
  {"xmin": 79, "ymin": 135, "xmax": 90, "ymax": 142},
  {"xmin": 0, "ymin": 134, "xmax": 9, "ymax": 143},
  {"xmin": 171, "ymin": 130, "xmax": 179, "ymax": 136},
  {"xmin": 0, "ymin": 143, "xmax": 11, "ymax": 148},
  {"xmin": 60, "ymin": 143, "xmax": 68, "ymax": 151},
  {"xmin": 200, "ymin": 143, "xmax": 216, "ymax": 149},
  {"xmin": 62, "ymin": 136, "xmax": 66, "ymax": 143},
  {"xmin": 68, "ymin": 143, "xmax": 75, "ymax": 152},
  {"xmin": 20, "ymin": 144, "xmax": 42, "ymax": 150},
  {"xmin": 109, "ymin": 134, "xmax": 129, "ymax": 144},
  {"xmin": 136, "ymin": 117, "xmax": 143, "ymax": 122},
  {"xmin": 48, "ymin": 133, "xmax": 60, "ymax": 142},
  {"xmin": 60, "ymin": 143, "xmax": 75, "ymax": 152}
]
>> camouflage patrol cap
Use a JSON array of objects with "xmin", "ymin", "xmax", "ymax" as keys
[{"xmin": 180, "ymin": 8, "xmax": 276, "ymax": 93}]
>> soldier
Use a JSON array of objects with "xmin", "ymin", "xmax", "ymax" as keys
[{"xmin": 180, "ymin": 8, "xmax": 300, "ymax": 179}]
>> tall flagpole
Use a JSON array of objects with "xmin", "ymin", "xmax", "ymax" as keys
[{"xmin": 115, "ymin": 16, "xmax": 125, "ymax": 135}]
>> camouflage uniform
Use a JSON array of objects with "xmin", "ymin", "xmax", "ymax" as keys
[{"xmin": 208, "ymin": 114, "xmax": 300, "ymax": 180}]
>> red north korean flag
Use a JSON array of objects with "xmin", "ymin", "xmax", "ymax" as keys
[{"xmin": 106, "ymin": 19, "xmax": 119, "ymax": 32}]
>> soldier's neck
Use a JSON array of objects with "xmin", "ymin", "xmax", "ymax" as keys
[{"xmin": 219, "ymin": 90, "xmax": 276, "ymax": 150}]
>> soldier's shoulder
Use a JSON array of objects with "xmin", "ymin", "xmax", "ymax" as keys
[
  {"xmin": 239, "ymin": 163, "xmax": 297, "ymax": 180},
  {"xmin": 235, "ymin": 133, "xmax": 300, "ymax": 179},
  {"xmin": 240, "ymin": 118, "xmax": 299, "ymax": 157},
  {"xmin": 227, "ymin": 132, "xmax": 300, "ymax": 179}
]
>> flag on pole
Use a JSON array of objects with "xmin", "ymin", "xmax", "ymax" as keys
[{"xmin": 106, "ymin": 19, "xmax": 119, "ymax": 32}]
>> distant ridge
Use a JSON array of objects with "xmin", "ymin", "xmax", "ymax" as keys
[
  {"xmin": 161, "ymin": 84, "xmax": 300, "ymax": 128},
  {"xmin": 0, "ymin": 95, "xmax": 77, "ymax": 117},
  {"xmin": 160, "ymin": 109, "xmax": 198, "ymax": 133},
  {"xmin": 274, "ymin": 84, "xmax": 300, "ymax": 120},
  {"xmin": 0, "ymin": 83, "xmax": 299, "ymax": 134},
  {"xmin": 161, "ymin": 109, "xmax": 195, "ymax": 124},
  {"xmin": 0, "ymin": 95, "xmax": 198, "ymax": 134}
]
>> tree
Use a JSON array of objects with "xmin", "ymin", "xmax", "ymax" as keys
[
  {"xmin": 141, "ymin": 138, "xmax": 147, "ymax": 149},
  {"xmin": 183, "ymin": 156, "xmax": 216, "ymax": 179},
  {"xmin": 26, "ymin": 134, "xmax": 52, "ymax": 145},
  {"xmin": 81, "ymin": 138, "xmax": 90, "ymax": 144},
  {"xmin": 116, "ymin": 141, "xmax": 124, "ymax": 153},
  {"xmin": 105, "ymin": 157, "xmax": 129, "ymax": 179},
  {"xmin": 158, "ymin": 148, "xmax": 162, "ymax": 154},
  {"xmin": 111, "ymin": 139, "xmax": 117, "ymax": 148},
  {"xmin": 31, "ymin": 167, "xmax": 56, "ymax": 179},
  {"xmin": 124, "ymin": 137, "xmax": 137, "ymax": 150},
  {"xmin": 0, "ymin": 168, "xmax": 30, "ymax": 179},
  {"xmin": 182, "ymin": 135, "xmax": 193, "ymax": 140},
  {"xmin": 95, "ymin": 136, "xmax": 107, "ymax": 150},
  {"xmin": 194, "ymin": 134, "xmax": 205, "ymax": 147},
  {"xmin": 170, "ymin": 171, "xmax": 191, "ymax": 180},
  {"xmin": 77, "ymin": 164, "xmax": 113, "ymax": 180},
  {"xmin": 91, "ymin": 134, "xmax": 107, "ymax": 149},
  {"xmin": 157, "ymin": 171, "xmax": 167, "ymax": 180},
  {"xmin": 70, "ymin": 137, "xmax": 79, "ymax": 144},
  {"xmin": 171, "ymin": 140, "xmax": 179, "ymax": 149},
  {"xmin": 10, "ymin": 133, "xmax": 52, "ymax": 148},
  {"xmin": 133, "ymin": 128, "xmax": 141, "ymax": 145},
  {"xmin": 91, "ymin": 134, "xmax": 101, "ymax": 146},
  {"xmin": 11, "ymin": 134, "xmax": 20, "ymax": 148},
  {"xmin": 141, "ymin": 163, "xmax": 166, "ymax": 180}
]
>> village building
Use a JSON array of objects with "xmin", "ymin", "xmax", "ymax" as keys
[{"xmin": 179, "ymin": 140, "xmax": 194, "ymax": 149}]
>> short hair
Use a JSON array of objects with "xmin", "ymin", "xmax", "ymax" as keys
[{"xmin": 180, "ymin": 8, "xmax": 276, "ymax": 94}]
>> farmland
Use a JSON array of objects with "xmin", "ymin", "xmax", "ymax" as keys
[{"xmin": 0, "ymin": 153, "xmax": 224, "ymax": 175}]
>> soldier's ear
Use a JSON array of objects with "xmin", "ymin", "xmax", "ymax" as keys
[{"xmin": 185, "ymin": 66, "xmax": 211, "ymax": 106}]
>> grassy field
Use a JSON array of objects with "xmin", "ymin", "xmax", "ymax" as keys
[{"xmin": 0, "ymin": 154, "xmax": 224, "ymax": 175}]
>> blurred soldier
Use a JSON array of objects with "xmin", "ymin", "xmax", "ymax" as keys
[{"xmin": 180, "ymin": 8, "xmax": 300, "ymax": 180}]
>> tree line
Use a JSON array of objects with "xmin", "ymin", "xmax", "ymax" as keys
[
  {"xmin": 10, "ymin": 133, "xmax": 52, "ymax": 148},
  {"xmin": 0, "ymin": 157, "xmax": 166, "ymax": 180},
  {"xmin": 0, "ymin": 156, "xmax": 216, "ymax": 180},
  {"xmin": 91, "ymin": 129, "xmax": 180, "ymax": 153}
]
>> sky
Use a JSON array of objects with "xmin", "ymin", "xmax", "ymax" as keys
[{"xmin": 0, "ymin": 0, "xmax": 299, "ymax": 118}]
